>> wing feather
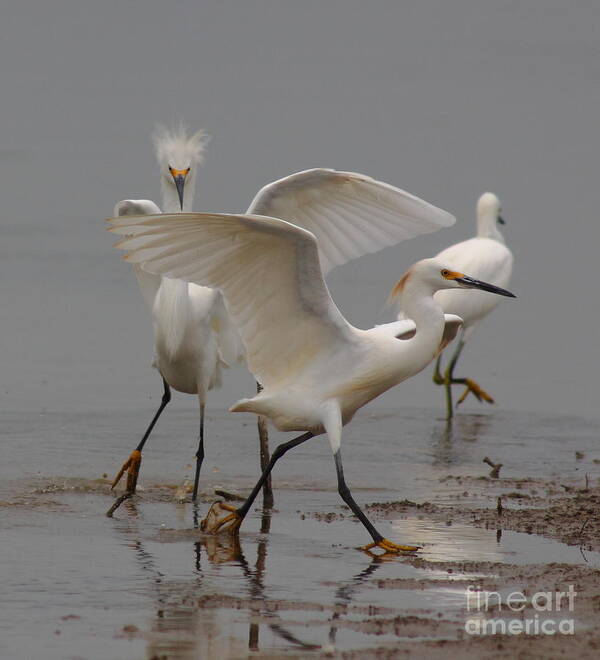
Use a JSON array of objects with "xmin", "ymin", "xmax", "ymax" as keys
[
  {"xmin": 247, "ymin": 169, "xmax": 455, "ymax": 274},
  {"xmin": 108, "ymin": 213, "xmax": 357, "ymax": 388}
]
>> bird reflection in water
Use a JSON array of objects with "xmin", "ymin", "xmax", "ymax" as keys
[
  {"xmin": 430, "ymin": 413, "xmax": 492, "ymax": 467},
  {"xmin": 193, "ymin": 507, "xmax": 323, "ymax": 653},
  {"xmin": 113, "ymin": 501, "xmax": 396, "ymax": 657},
  {"xmin": 327, "ymin": 558, "xmax": 385, "ymax": 647}
]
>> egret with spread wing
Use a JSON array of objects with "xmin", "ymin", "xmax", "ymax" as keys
[
  {"xmin": 416, "ymin": 192, "xmax": 514, "ymax": 419},
  {"xmin": 109, "ymin": 211, "xmax": 515, "ymax": 554},
  {"xmin": 111, "ymin": 161, "xmax": 458, "ymax": 506}
]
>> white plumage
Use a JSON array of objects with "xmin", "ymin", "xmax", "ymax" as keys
[
  {"xmin": 110, "ymin": 128, "xmax": 244, "ymax": 504},
  {"xmin": 110, "ymin": 146, "xmax": 456, "ymax": 504},
  {"xmin": 109, "ymin": 208, "xmax": 515, "ymax": 553},
  {"xmin": 247, "ymin": 168, "xmax": 455, "ymax": 276},
  {"xmin": 408, "ymin": 192, "xmax": 514, "ymax": 418}
]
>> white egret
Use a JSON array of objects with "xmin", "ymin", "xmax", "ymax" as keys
[
  {"xmin": 111, "ymin": 163, "xmax": 460, "ymax": 505},
  {"xmin": 416, "ymin": 192, "xmax": 514, "ymax": 419},
  {"xmin": 108, "ymin": 211, "xmax": 515, "ymax": 554},
  {"xmin": 111, "ymin": 127, "xmax": 245, "ymax": 502}
]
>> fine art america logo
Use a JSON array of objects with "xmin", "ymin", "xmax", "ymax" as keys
[{"xmin": 465, "ymin": 585, "xmax": 577, "ymax": 636}]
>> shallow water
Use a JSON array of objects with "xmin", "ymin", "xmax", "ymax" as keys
[{"xmin": 2, "ymin": 407, "xmax": 599, "ymax": 659}]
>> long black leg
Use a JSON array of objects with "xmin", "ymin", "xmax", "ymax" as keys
[
  {"xmin": 135, "ymin": 377, "xmax": 172, "ymax": 453},
  {"xmin": 201, "ymin": 431, "xmax": 313, "ymax": 533},
  {"xmin": 108, "ymin": 378, "xmax": 172, "ymax": 515},
  {"xmin": 192, "ymin": 403, "xmax": 205, "ymax": 501},
  {"xmin": 111, "ymin": 377, "xmax": 171, "ymax": 492},
  {"xmin": 235, "ymin": 432, "xmax": 313, "ymax": 521},
  {"xmin": 333, "ymin": 450, "xmax": 383, "ymax": 543}
]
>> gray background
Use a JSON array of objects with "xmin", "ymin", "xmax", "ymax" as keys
[{"xmin": 0, "ymin": 0, "xmax": 598, "ymax": 420}]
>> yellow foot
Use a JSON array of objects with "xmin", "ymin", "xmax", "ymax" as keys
[
  {"xmin": 200, "ymin": 501, "xmax": 243, "ymax": 535},
  {"xmin": 361, "ymin": 538, "xmax": 421, "ymax": 556},
  {"xmin": 111, "ymin": 450, "xmax": 142, "ymax": 493},
  {"xmin": 456, "ymin": 378, "xmax": 495, "ymax": 406}
]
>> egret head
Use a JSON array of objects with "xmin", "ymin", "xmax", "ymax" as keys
[
  {"xmin": 153, "ymin": 125, "xmax": 208, "ymax": 210},
  {"xmin": 390, "ymin": 258, "xmax": 516, "ymax": 301},
  {"xmin": 477, "ymin": 191, "xmax": 505, "ymax": 232}
]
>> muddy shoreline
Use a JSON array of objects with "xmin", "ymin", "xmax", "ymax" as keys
[{"xmin": 4, "ymin": 408, "xmax": 600, "ymax": 658}]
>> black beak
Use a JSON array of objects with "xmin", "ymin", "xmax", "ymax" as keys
[
  {"xmin": 456, "ymin": 275, "xmax": 516, "ymax": 298},
  {"xmin": 173, "ymin": 174, "xmax": 186, "ymax": 210},
  {"xmin": 498, "ymin": 215, "xmax": 506, "ymax": 225}
]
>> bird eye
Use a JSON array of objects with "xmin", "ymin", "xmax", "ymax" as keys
[{"xmin": 441, "ymin": 269, "xmax": 450, "ymax": 277}]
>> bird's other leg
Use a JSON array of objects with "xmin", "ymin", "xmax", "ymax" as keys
[
  {"xmin": 192, "ymin": 399, "xmax": 206, "ymax": 502},
  {"xmin": 455, "ymin": 377, "xmax": 495, "ymax": 406},
  {"xmin": 443, "ymin": 339, "xmax": 466, "ymax": 419},
  {"xmin": 256, "ymin": 381, "xmax": 273, "ymax": 508},
  {"xmin": 201, "ymin": 432, "xmax": 314, "ymax": 535},
  {"xmin": 333, "ymin": 450, "xmax": 419, "ymax": 555},
  {"xmin": 111, "ymin": 377, "xmax": 171, "ymax": 494},
  {"xmin": 432, "ymin": 353, "xmax": 454, "ymax": 420},
  {"xmin": 445, "ymin": 338, "xmax": 465, "ymax": 386},
  {"xmin": 445, "ymin": 339, "xmax": 494, "ymax": 407},
  {"xmin": 432, "ymin": 354, "xmax": 444, "ymax": 385}
]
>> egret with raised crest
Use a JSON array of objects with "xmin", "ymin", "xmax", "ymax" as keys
[{"xmin": 110, "ymin": 127, "xmax": 245, "ymax": 505}]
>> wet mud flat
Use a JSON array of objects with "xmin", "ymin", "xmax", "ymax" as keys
[{"xmin": 2, "ymin": 407, "xmax": 600, "ymax": 658}]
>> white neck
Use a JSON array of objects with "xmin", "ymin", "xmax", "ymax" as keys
[
  {"xmin": 477, "ymin": 212, "xmax": 505, "ymax": 243},
  {"xmin": 157, "ymin": 170, "xmax": 197, "ymax": 318},
  {"xmin": 399, "ymin": 279, "xmax": 446, "ymax": 371}
]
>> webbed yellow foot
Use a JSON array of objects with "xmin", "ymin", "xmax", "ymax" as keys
[
  {"xmin": 200, "ymin": 501, "xmax": 243, "ymax": 535},
  {"xmin": 456, "ymin": 378, "xmax": 494, "ymax": 406},
  {"xmin": 111, "ymin": 450, "xmax": 142, "ymax": 492},
  {"xmin": 361, "ymin": 538, "xmax": 421, "ymax": 556}
]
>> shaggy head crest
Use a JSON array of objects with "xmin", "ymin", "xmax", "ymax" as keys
[{"xmin": 153, "ymin": 124, "xmax": 208, "ymax": 170}]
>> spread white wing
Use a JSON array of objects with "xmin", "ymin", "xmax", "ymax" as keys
[
  {"xmin": 209, "ymin": 291, "xmax": 246, "ymax": 366},
  {"xmin": 247, "ymin": 169, "xmax": 455, "ymax": 275},
  {"xmin": 113, "ymin": 199, "xmax": 163, "ymax": 310},
  {"xmin": 108, "ymin": 213, "xmax": 358, "ymax": 388}
]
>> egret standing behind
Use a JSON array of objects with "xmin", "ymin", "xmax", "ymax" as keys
[
  {"xmin": 404, "ymin": 192, "xmax": 514, "ymax": 419},
  {"xmin": 110, "ymin": 126, "xmax": 245, "ymax": 504}
]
